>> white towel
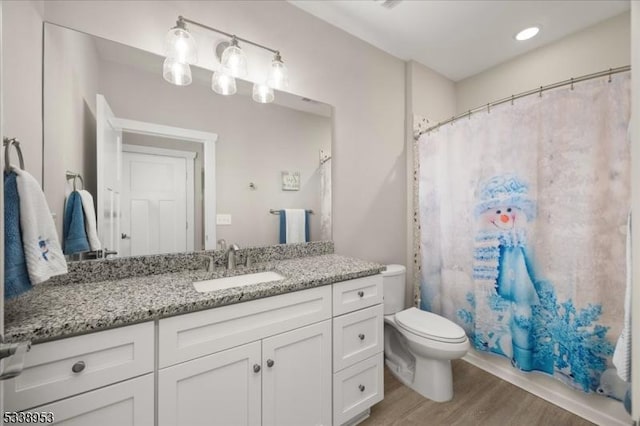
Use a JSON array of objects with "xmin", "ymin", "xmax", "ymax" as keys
[
  {"xmin": 613, "ymin": 211, "xmax": 631, "ymax": 382},
  {"xmin": 285, "ymin": 209, "xmax": 306, "ymax": 243},
  {"xmin": 78, "ymin": 190, "xmax": 101, "ymax": 251},
  {"xmin": 13, "ymin": 167, "xmax": 67, "ymax": 284}
]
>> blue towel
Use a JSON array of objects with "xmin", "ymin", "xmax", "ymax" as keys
[
  {"xmin": 4, "ymin": 172, "xmax": 32, "ymax": 298},
  {"xmin": 63, "ymin": 191, "xmax": 89, "ymax": 254},
  {"xmin": 278, "ymin": 210, "xmax": 311, "ymax": 244}
]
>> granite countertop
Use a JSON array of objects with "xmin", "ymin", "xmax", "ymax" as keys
[{"xmin": 5, "ymin": 254, "xmax": 385, "ymax": 344}]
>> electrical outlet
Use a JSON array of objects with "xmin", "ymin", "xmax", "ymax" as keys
[{"xmin": 216, "ymin": 214, "xmax": 232, "ymax": 225}]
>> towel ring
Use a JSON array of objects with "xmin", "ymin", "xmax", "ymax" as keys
[
  {"xmin": 65, "ymin": 171, "xmax": 84, "ymax": 191},
  {"xmin": 3, "ymin": 138, "xmax": 25, "ymax": 171},
  {"xmin": 73, "ymin": 175, "xmax": 84, "ymax": 191}
]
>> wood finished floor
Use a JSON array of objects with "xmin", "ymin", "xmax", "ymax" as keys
[{"xmin": 361, "ymin": 360, "xmax": 595, "ymax": 426}]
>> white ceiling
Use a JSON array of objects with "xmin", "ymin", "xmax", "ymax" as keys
[{"xmin": 288, "ymin": 0, "xmax": 630, "ymax": 81}]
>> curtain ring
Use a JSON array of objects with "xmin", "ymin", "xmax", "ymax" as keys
[
  {"xmin": 570, "ymin": 78, "xmax": 574, "ymax": 90},
  {"xmin": 608, "ymin": 68, "xmax": 612, "ymax": 83},
  {"xmin": 539, "ymin": 86, "xmax": 543, "ymax": 97}
]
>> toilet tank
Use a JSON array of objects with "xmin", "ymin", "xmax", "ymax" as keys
[{"xmin": 382, "ymin": 264, "xmax": 406, "ymax": 315}]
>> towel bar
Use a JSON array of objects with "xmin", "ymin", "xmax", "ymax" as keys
[{"xmin": 270, "ymin": 209, "xmax": 314, "ymax": 215}]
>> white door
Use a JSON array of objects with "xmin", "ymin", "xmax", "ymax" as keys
[
  {"xmin": 120, "ymin": 148, "xmax": 193, "ymax": 256},
  {"xmin": 158, "ymin": 341, "xmax": 262, "ymax": 426},
  {"xmin": 262, "ymin": 320, "xmax": 332, "ymax": 426},
  {"xmin": 22, "ymin": 374, "xmax": 154, "ymax": 426},
  {"xmin": 96, "ymin": 94, "xmax": 122, "ymax": 256}
]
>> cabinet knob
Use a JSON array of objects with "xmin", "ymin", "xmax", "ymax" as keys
[
  {"xmin": 253, "ymin": 364, "xmax": 261, "ymax": 373},
  {"xmin": 72, "ymin": 361, "xmax": 86, "ymax": 373},
  {"xmin": 357, "ymin": 291, "xmax": 364, "ymax": 298},
  {"xmin": 358, "ymin": 333, "xmax": 365, "ymax": 341},
  {"xmin": 359, "ymin": 384, "xmax": 365, "ymax": 392},
  {"xmin": 266, "ymin": 359, "xmax": 275, "ymax": 368}
]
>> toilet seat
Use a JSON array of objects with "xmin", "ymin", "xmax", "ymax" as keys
[{"xmin": 395, "ymin": 308, "xmax": 467, "ymax": 344}]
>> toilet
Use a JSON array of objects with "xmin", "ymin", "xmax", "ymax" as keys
[{"xmin": 382, "ymin": 265, "xmax": 469, "ymax": 402}]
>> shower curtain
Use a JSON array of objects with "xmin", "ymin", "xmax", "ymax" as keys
[{"xmin": 417, "ymin": 74, "xmax": 631, "ymax": 394}]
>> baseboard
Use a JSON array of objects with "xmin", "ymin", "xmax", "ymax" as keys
[{"xmin": 463, "ymin": 350, "xmax": 632, "ymax": 426}]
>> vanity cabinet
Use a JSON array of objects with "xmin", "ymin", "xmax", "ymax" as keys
[
  {"xmin": 158, "ymin": 285, "xmax": 333, "ymax": 426},
  {"xmin": 5, "ymin": 274, "xmax": 383, "ymax": 426},
  {"xmin": 158, "ymin": 341, "xmax": 262, "ymax": 426},
  {"xmin": 331, "ymin": 276, "xmax": 385, "ymax": 426},
  {"xmin": 3, "ymin": 322, "xmax": 155, "ymax": 425}
]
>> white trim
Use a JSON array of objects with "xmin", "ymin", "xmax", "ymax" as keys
[
  {"xmin": 631, "ymin": 4, "xmax": 640, "ymax": 423},
  {"xmin": 108, "ymin": 114, "xmax": 217, "ymax": 249},
  {"xmin": 463, "ymin": 350, "xmax": 631, "ymax": 426},
  {"xmin": 110, "ymin": 118, "xmax": 216, "ymax": 143},
  {"xmin": 122, "ymin": 144, "xmax": 196, "ymax": 252},
  {"xmin": 123, "ymin": 144, "xmax": 197, "ymax": 161}
]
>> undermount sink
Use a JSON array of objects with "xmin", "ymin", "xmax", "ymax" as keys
[{"xmin": 193, "ymin": 271, "xmax": 285, "ymax": 293}]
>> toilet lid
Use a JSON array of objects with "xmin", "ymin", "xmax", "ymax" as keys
[{"xmin": 395, "ymin": 308, "xmax": 467, "ymax": 343}]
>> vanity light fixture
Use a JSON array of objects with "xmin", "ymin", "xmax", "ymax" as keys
[
  {"xmin": 163, "ymin": 15, "xmax": 289, "ymax": 104},
  {"xmin": 515, "ymin": 26, "xmax": 540, "ymax": 41}
]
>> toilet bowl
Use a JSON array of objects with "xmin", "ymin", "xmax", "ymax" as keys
[{"xmin": 382, "ymin": 265, "xmax": 469, "ymax": 402}]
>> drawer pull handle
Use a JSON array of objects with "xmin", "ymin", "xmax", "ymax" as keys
[
  {"xmin": 357, "ymin": 291, "xmax": 364, "ymax": 298},
  {"xmin": 266, "ymin": 359, "xmax": 275, "ymax": 368},
  {"xmin": 358, "ymin": 334, "xmax": 365, "ymax": 341},
  {"xmin": 72, "ymin": 361, "xmax": 86, "ymax": 373},
  {"xmin": 253, "ymin": 364, "xmax": 261, "ymax": 373},
  {"xmin": 359, "ymin": 384, "xmax": 365, "ymax": 392}
]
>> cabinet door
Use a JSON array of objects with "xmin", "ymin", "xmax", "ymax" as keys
[
  {"xmin": 20, "ymin": 374, "xmax": 153, "ymax": 426},
  {"xmin": 262, "ymin": 320, "xmax": 332, "ymax": 426},
  {"xmin": 158, "ymin": 341, "xmax": 261, "ymax": 426}
]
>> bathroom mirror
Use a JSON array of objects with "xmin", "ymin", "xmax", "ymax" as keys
[{"xmin": 42, "ymin": 23, "xmax": 333, "ymax": 258}]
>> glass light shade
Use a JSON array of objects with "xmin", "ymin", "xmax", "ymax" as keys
[
  {"xmin": 267, "ymin": 58, "xmax": 289, "ymax": 90},
  {"xmin": 221, "ymin": 44, "xmax": 248, "ymax": 78},
  {"xmin": 211, "ymin": 70, "xmax": 237, "ymax": 96},
  {"xmin": 164, "ymin": 26, "xmax": 198, "ymax": 64},
  {"xmin": 163, "ymin": 58, "xmax": 192, "ymax": 86},
  {"xmin": 252, "ymin": 82, "xmax": 274, "ymax": 104}
]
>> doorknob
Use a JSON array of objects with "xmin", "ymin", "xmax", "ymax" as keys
[{"xmin": 121, "ymin": 233, "xmax": 131, "ymax": 240}]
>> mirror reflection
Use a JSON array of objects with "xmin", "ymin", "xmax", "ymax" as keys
[{"xmin": 43, "ymin": 23, "xmax": 332, "ymax": 259}]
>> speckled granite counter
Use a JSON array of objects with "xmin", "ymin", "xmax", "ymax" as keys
[{"xmin": 5, "ymin": 254, "xmax": 384, "ymax": 344}]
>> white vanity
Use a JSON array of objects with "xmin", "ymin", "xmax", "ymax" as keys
[{"xmin": 4, "ymin": 273, "xmax": 384, "ymax": 426}]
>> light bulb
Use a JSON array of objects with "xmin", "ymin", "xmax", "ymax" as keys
[
  {"xmin": 163, "ymin": 58, "xmax": 192, "ymax": 86},
  {"xmin": 515, "ymin": 26, "xmax": 540, "ymax": 41},
  {"xmin": 212, "ymin": 70, "xmax": 237, "ymax": 96},
  {"xmin": 252, "ymin": 82, "xmax": 274, "ymax": 104},
  {"xmin": 164, "ymin": 24, "xmax": 197, "ymax": 64},
  {"xmin": 221, "ymin": 38, "xmax": 248, "ymax": 78},
  {"xmin": 267, "ymin": 53, "xmax": 289, "ymax": 90}
]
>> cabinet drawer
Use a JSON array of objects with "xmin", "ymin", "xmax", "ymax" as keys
[
  {"xmin": 21, "ymin": 374, "xmax": 154, "ymax": 426},
  {"xmin": 333, "ymin": 304, "xmax": 383, "ymax": 372},
  {"xmin": 159, "ymin": 285, "xmax": 331, "ymax": 368},
  {"xmin": 332, "ymin": 275, "xmax": 382, "ymax": 316},
  {"xmin": 333, "ymin": 353, "xmax": 384, "ymax": 426},
  {"xmin": 4, "ymin": 322, "xmax": 154, "ymax": 412}
]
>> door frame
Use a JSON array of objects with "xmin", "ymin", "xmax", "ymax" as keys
[
  {"xmin": 122, "ymin": 144, "xmax": 196, "ymax": 254},
  {"xmin": 110, "ymin": 118, "xmax": 217, "ymax": 250}
]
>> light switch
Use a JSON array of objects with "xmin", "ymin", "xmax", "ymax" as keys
[{"xmin": 216, "ymin": 214, "xmax": 232, "ymax": 225}]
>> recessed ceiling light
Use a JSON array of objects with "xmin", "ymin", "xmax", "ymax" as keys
[{"xmin": 515, "ymin": 26, "xmax": 540, "ymax": 41}]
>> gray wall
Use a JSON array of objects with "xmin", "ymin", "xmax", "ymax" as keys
[
  {"xmin": 456, "ymin": 12, "xmax": 631, "ymax": 113},
  {"xmin": 3, "ymin": 1, "xmax": 43, "ymax": 184},
  {"xmin": 100, "ymin": 58, "xmax": 331, "ymax": 248},
  {"xmin": 43, "ymin": 23, "xmax": 100, "ymax": 238},
  {"xmin": 24, "ymin": 0, "xmax": 406, "ymax": 265}
]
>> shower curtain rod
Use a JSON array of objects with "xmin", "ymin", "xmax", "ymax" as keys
[{"xmin": 417, "ymin": 65, "xmax": 631, "ymax": 138}]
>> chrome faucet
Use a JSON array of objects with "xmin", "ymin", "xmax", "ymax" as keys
[{"xmin": 226, "ymin": 244, "xmax": 240, "ymax": 269}]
